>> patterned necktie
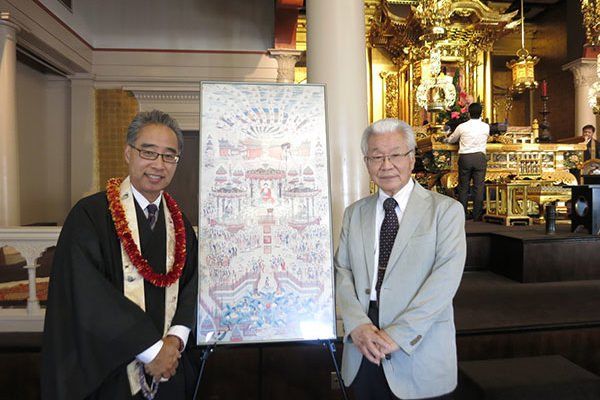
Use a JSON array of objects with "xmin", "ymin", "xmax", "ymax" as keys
[
  {"xmin": 146, "ymin": 204, "xmax": 158, "ymax": 230},
  {"xmin": 376, "ymin": 197, "xmax": 399, "ymax": 304}
]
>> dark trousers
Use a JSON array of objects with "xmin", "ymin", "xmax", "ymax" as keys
[
  {"xmin": 351, "ymin": 302, "xmax": 454, "ymax": 400},
  {"xmin": 458, "ymin": 152, "xmax": 487, "ymax": 221}
]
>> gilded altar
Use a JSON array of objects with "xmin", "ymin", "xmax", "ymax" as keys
[
  {"xmin": 414, "ymin": 126, "xmax": 587, "ymax": 222},
  {"xmin": 367, "ymin": 0, "xmax": 519, "ymax": 126},
  {"xmin": 416, "ymin": 128, "xmax": 586, "ymax": 188}
]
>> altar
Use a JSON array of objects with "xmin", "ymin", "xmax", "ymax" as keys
[{"xmin": 415, "ymin": 125, "xmax": 587, "ymax": 223}]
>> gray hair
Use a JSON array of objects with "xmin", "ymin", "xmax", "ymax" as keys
[
  {"xmin": 361, "ymin": 118, "xmax": 416, "ymax": 158},
  {"xmin": 126, "ymin": 110, "xmax": 184, "ymax": 153}
]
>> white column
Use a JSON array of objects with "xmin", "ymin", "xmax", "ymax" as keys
[
  {"xmin": 268, "ymin": 49, "xmax": 303, "ymax": 83},
  {"xmin": 563, "ymin": 58, "xmax": 598, "ymax": 135},
  {"xmin": 306, "ymin": 0, "xmax": 369, "ymax": 247},
  {"xmin": 69, "ymin": 73, "xmax": 97, "ymax": 204},
  {"xmin": 0, "ymin": 14, "xmax": 20, "ymax": 227}
]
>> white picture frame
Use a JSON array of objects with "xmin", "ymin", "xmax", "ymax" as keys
[{"xmin": 197, "ymin": 82, "xmax": 336, "ymax": 345}]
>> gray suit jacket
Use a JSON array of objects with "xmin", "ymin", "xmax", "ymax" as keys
[{"xmin": 335, "ymin": 180, "xmax": 466, "ymax": 399}]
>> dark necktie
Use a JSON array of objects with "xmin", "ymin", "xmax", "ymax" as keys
[
  {"xmin": 146, "ymin": 204, "xmax": 158, "ymax": 230},
  {"xmin": 376, "ymin": 197, "xmax": 399, "ymax": 304}
]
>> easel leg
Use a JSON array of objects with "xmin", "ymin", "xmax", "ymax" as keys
[
  {"xmin": 193, "ymin": 345, "xmax": 216, "ymax": 400},
  {"xmin": 322, "ymin": 339, "xmax": 349, "ymax": 400}
]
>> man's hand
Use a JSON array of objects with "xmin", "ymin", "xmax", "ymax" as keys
[
  {"xmin": 350, "ymin": 324, "xmax": 390, "ymax": 365},
  {"xmin": 377, "ymin": 329, "xmax": 400, "ymax": 355},
  {"xmin": 144, "ymin": 336, "xmax": 182, "ymax": 381}
]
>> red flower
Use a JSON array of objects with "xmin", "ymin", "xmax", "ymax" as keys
[
  {"xmin": 451, "ymin": 111, "xmax": 460, "ymax": 119},
  {"xmin": 107, "ymin": 178, "xmax": 186, "ymax": 287}
]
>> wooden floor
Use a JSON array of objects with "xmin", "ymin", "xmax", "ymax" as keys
[{"xmin": 457, "ymin": 220, "xmax": 600, "ymax": 393}]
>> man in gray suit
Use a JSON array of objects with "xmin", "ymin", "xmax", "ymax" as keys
[{"xmin": 335, "ymin": 118, "xmax": 466, "ymax": 399}]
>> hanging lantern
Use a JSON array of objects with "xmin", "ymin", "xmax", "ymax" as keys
[
  {"xmin": 506, "ymin": 0, "xmax": 539, "ymax": 94},
  {"xmin": 506, "ymin": 48, "xmax": 539, "ymax": 93}
]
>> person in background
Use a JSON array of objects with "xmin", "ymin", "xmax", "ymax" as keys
[
  {"xmin": 582, "ymin": 124, "xmax": 600, "ymax": 161},
  {"xmin": 444, "ymin": 103, "xmax": 489, "ymax": 221}
]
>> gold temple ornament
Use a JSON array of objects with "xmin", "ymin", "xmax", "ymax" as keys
[
  {"xmin": 506, "ymin": 0, "xmax": 539, "ymax": 94},
  {"xmin": 368, "ymin": 0, "xmax": 518, "ymax": 125},
  {"xmin": 581, "ymin": 0, "xmax": 600, "ymax": 47},
  {"xmin": 506, "ymin": 48, "xmax": 539, "ymax": 94},
  {"xmin": 416, "ymin": 74, "xmax": 456, "ymax": 112},
  {"xmin": 416, "ymin": 46, "xmax": 456, "ymax": 112},
  {"xmin": 581, "ymin": 0, "xmax": 600, "ymax": 114}
]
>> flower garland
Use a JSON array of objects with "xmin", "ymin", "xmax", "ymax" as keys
[{"xmin": 107, "ymin": 177, "xmax": 186, "ymax": 287}]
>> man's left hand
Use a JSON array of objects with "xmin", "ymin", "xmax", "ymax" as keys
[{"xmin": 144, "ymin": 336, "xmax": 181, "ymax": 381}]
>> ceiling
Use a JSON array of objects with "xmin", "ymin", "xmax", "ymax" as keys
[{"xmin": 492, "ymin": 0, "xmax": 563, "ymax": 20}]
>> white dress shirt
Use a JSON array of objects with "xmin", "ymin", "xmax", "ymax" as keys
[
  {"xmin": 446, "ymin": 118, "xmax": 489, "ymax": 154},
  {"xmin": 370, "ymin": 178, "xmax": 414, "ymax": 301},
  {"xmin": 130, "ymin": 184, "xmax": 190, "ymax": 363}
]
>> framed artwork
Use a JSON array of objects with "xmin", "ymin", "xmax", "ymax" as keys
[{"xmin": 197, "ymin": 82, "xmax": 336, "ymax": 345}]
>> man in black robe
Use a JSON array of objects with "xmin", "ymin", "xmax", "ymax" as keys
[
  {"xmin": 41, "ymin": 110, "xmax": 198, "ymax": 399},
  {"xmin": 583, "ymin": 124, "xmax": 600, "ymax": 161}
]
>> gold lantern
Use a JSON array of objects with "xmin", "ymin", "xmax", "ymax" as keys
[{"xmin": 506, "ymin": 0, "xmax": 539, "ymax": 94}]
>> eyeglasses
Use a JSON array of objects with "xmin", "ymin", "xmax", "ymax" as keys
[
  {"xmin": 130, "ymin": 145, "xmax": 180, "ymax": 164},
  {"xmin": 365, "ymin": 150, "xmax": 413, "ymax": 167}
]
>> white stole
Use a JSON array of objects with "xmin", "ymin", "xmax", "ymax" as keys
[{"xmin": 117, "ymin": 177, "xmax": 180, "ymax": 395}]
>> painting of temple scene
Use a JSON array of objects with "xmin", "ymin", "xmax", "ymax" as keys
[{"xmin": 197, "ymin": 83, "xmax": 335, "ymax": 344}]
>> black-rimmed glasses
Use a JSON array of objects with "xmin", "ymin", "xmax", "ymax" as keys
[{"xmin": 130, "ymin": 145, "xmax": 180, "ymax": 164}]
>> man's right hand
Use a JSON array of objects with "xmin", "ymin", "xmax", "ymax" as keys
[
  {"xmin": 144, "ymin": 337, "xmax": 181, "ymax": 381},
  {"xmin": 350, "ymin": 323, "xmax": 390, "ymax": 365}
]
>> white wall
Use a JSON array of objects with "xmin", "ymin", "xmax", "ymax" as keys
[
  {"xmin": 16, "ymin": 61, "xmax": 70, "ymax": 225},
  {"xmin": 10, "ymin": 0, "xmax": 279, "ymax": 224},
  {"xmin": 38, "ymin": 0, "xmax": 274, "ymax": 51},
  {"xmin": 92, "ymin": 51, "xmax": 279, "ymax": 86}
]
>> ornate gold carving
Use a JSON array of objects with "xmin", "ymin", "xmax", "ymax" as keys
[
  {"xmin": 581, "ymin": 0, "xmax": 600, "ymax": 46},
  {"xmin": 368, "ymin": 0, "xmax": 517, "ymax": 65},
  {"xmin": 416, "ymin": 126, "xmax": 586, "ymax": 191},
  {"xmin": 383, "ymin": 72, "xmax": 399, "ymax": 118}
]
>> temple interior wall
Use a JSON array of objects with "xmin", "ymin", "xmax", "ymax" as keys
[
  {"xmin": 16, "ymin": 62, "xmax": 70, "ymax": 226},
  {"xmin": 8, "ymin": 0, "xmax": 600, "ymax": 226},
  {"xmin": 37, "ymin": 0, "xmax": 275, "ymax": 51},
  {"xmin": 11, "ymin": 0, "xmax": 279, "ymax": 225}
]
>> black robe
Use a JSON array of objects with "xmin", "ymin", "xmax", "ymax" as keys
[
  {"xmin": 584, "ymin": 139, "xmax": 600, "ymax": 161},
  {"xmin": 41, "ymin": 191, "xmax": 198, "ymax": 399}
]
